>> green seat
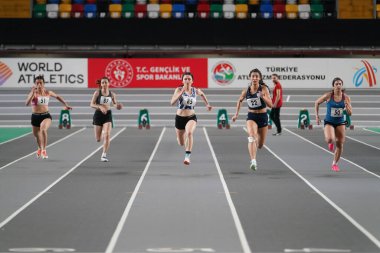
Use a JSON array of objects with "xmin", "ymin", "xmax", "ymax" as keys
[
  {"xmin": 123, "ymin": 0, "xmax": 135, "ymax": 3},
  {"xmin": 33, "ymin": 4, "xmax": 46, "ymax": 18},
  {"xmin": 235, "ymin": 0, "xmax": 247, "ymax": 4},
  {"xmin": 122, "ymin": 4, "xmax": 134, "ymax": 18},
  {"xmin": 311, "ymin": 4, "xmax": 323, "ymax": 18},
  {"xmin": 210, "ymin": 4, "xmax": 222, "ymax": 18},
  {"xmin": 310, "ymin": 0, "xmax": 321, "ymax": 3}
]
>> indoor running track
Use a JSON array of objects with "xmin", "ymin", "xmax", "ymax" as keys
[{"xmin": 0, "ymin": 126, "xmax": 380, "ymax": 253}]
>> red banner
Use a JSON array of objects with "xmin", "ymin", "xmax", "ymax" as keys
[{"xmin": 88, "ymin": 58, "xmax": 208, "ymax": 88}]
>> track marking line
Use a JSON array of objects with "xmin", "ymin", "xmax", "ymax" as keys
[
  {"xmin": 0, "ymin": 127, "xmax": 86, "ymax": 171},
  {"xmin": 0, "ymin": 127, "xmax": 126, "ymax": 229},
  {"xmin": 263, "ymin": 140, "xmax": 380, "ymax": 249},
  {"xmin": 284, "ymin": 128, "xmax": 380, "ymax": 180},
  {"xmin": 346, "ymin": 135, "xmax": 380, "ymax": 151},
  {"xmin": 0, "ymin": 131, "xmax": 32, "ymax": 146},
  {"xmin": 203, "ymin": 127, "xmax": 252, "ymax": 253},
  {"xmin": 105, "ymin": 127, "xmax": 166, "ymax": 253},
  {"xmin": 363, "ymin": 128, "xmax": 380, "ymax": 135}
]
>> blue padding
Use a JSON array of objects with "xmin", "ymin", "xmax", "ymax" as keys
[
  {"xmin": 84, "ymin": 3, "xmax": 97, "ymax": 12},
  {"xmin": 260, "ymin": 4, "xmax": 273, "ymax": 12},
  {"xmin": 47, "ymin": 0, "xmax": 60, "ymax": 3},
  {"xmin": 72, "ymin": 0, "xmax": 85, "ymax": 4},
  {"xmin": 173, "ymin": 4, "xmax": 185, "ymax": 12}
]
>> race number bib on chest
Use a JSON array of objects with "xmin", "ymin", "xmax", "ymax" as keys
[
  {"xmin": 247, "ymin": 97, "xmax": 261, "ymax": 108},
  {"xmin": 100, "ymin": 96, "xmax": 112, "ymax": 105},
  {"xmin": 37, "ymin": 96, "xmax": 49, "ymax": 106},
  {"xmin": 183, "ymin": 97, "xmax": 196, "ymax": 106},
  {"xmin": 330, "ymin": 107, "xmax": 344, "ymax": 117}
]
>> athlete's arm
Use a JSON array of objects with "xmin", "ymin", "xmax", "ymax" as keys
[
  {"xmin": 261, "ymin": 86, "xmax": 273, "ymax": 108},
  {"xmin": 232, "ymin": 89, "xmax": 246, "ymax": 122},
  {"xmin": 170, "ymin": 87, "xmax": 185, "ymax": 106},
  {"xmin": 314, "ymin": 93, "xmax": 329, "ymax": 124},
  {"xmin": 197, "ymin": 88, "xmax": 212, "ymax": 111},
  {"xmin": 50, "ymin": 91, "xmax": 72, "ymax": 110},
  {"xmin": 25, "ymin": 85, "xmax": 36, "ymax": 106},
  {"xmin": 345, "ymin": 95, "xmax": 352, "ymax": 116}
]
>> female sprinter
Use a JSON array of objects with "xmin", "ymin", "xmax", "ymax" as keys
[{"xmin": 232, "ymin": 68, "xmax": 272, "ymax": 171}]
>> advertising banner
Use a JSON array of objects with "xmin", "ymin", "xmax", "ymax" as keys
[
  {"xmin": 88, "ymin": 58, "xmax": 208, "ymax": 88},
  {"xmin": 208, "ymin": 58, "xmax": 379, "ymax": 89},
  {"xmin": 0, "ymin": 58, "xmax": 87, "ymax": 88}
]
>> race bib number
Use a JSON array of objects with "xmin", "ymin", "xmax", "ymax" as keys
[
  {"xmin": 183, "ymin": 97, "xmax": 196, "ymax": 106},
  {"xmin": 100, "ymin": 96, "xmax": 112, "ymax": 105},
  {"xmin": 330, "ymin": 107, "xmax": 344, "ymax": 117},
  {"xmin": 37, "ymin": 96, "xmax": 49, "ymax": 106},
  {"xmin": 247, "ymin": 97, "xmax": 261, "ymax": 108}
]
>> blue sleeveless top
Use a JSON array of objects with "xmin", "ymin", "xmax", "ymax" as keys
[
  {"xmin": 177, "ymin": 87, "xmax": 197, "ymax": 110},
  {"xmin": 325, "ymin": 92, "xmax": 346, "ymax": 124},
  {"xmin": 246, "ymin": 85, "xmax": 266, "ymax": 110}
]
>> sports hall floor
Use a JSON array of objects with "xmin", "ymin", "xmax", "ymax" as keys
[{"xmin": 0, "ymin": 88, "xmax": 379, "ymax": 253}]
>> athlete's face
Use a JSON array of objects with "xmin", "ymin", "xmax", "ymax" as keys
[
  {"xmin": 182, "ymin": 75, "xmax": 193, "ymax": 86},
  {"xmin": 35, "ymin": 79, "xmax": 44, "ymax": 90},
  {"xmin": 250, "ymin": 72, "xmax": 260, "ymax": 84},
  {"xmin": 333, "ymin": 80, "xmax": 343, "ymax": 90},
  {"xmin": 101, "ymin": 78, "xmax": 110, "ymax": 88},
  {"xmin": 272, "ymin": 75, "xmax": 278, "ymax": 83}
]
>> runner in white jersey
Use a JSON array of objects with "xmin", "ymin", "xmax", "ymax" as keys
[
  {"xmin": 170, "ymin": 72, "xmax": 212, "ymax": 165},
  {"xmin": 25, "ymin": 75, "xmax": 72, "ymax": 159}
]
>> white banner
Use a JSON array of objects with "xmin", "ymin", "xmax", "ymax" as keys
[
  {"xmin": 208, "ymin": 58, "xmax": 379, "ymax": 89},
  {"xmin": 0, "ymin": 58, "xmax": 87, "ymax": 88}
]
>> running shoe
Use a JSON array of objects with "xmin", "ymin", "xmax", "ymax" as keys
[
  {"xmin": 328, "ymin": 143, "xmax": 334, "ymax": 151},
  {"xmin": 41, "ymin": 150, "xmax": 48, "ymax": 159},
  {"xmin": 250, "ymin": 159, "xmax": 257, "ymax": 171},
  {"xmin": 101, "ymin": 155, "xmax": 109, "ymax": 162},
  {"xmin": 184, "ymin": 154, "xmax": 191, "ymax": 165},
  {"xmin": 272, "ymin": 132, "xmax": 281, "ymax": 136},
  {"xmin": 331, "ymin": 164, "xmax": 340, "ymax": 172},
  {"xmin": 36, "ymin": 149, "xmax": 42, "ymax": 158}
]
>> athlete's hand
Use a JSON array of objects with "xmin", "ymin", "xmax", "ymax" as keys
[
  {"xmin": 64, "ymin": 106, "xmax": 72, "ymax": 110},
  {"xmin": 316, "ymin": 115, "xmax": 321, "ymax": 125},
  {"xmin": 206, "ymin": 104, "xmax": 212, "ymax": 111},
  {"xmin": 99, "ymin": 105, "xmax": 108, "ymax": 114},
  {"xmin": 232, "ymin": 114, "xmax": 238, "ymax": 122}
]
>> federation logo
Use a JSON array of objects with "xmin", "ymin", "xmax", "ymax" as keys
[
  {"xmin": 211, "ymin": 61, "xmax": 236, "ymax": 86},
  {"xmin": 105, "ymin": 59, "xmax": 133, "ymax": 87},
  {"xmin": 0, "ymin": 61, "xmax": 13, "ymax": 86},
  {"xmin": 353, "ymin": 60, "xmax": 377, "ymax": 88}
]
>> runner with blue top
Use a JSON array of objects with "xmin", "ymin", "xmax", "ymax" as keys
[
  {"xmin": 170, "ymin": 72, "xmax": 212, "ymax": 165},
  {"xmin": 315, "ymin": 77, "xmax": 353, "ymax": 172}
]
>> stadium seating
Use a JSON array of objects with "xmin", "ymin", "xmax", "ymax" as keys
[{"xmin": 31, "ymin": 0, "xmax": 344, "ymax": 19}]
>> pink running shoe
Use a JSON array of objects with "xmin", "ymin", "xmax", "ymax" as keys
[
  {"xmin": 331, "ymin": 164, "xmax": 340, "ymax": 172},
  {"xmin": 328, "ymin": 143, "xmax": 334, "ymax": 151},
  {"xmin": 36, "ymin": 149, "xmax": 42, "ymax": 158}
]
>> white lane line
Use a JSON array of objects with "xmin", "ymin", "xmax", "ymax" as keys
[
  {"xmin": 203, "ymin": 127, "xmax": 252, "ymax": 253},
  {"xmin": 263, "ymin": 143, "xmax": 380, "ymax": 249},
  {"xmin": 0, "ymin": 127, "xmax": 86, "ymax": 171},
  {"xmin": 363, "ymin": 128, "xmax": 380, "ymax": 135},
  {"xmin": 286, "ymin": 95, "xmax": 290, "ymax": 102},
  {"xmin": 0, "ymin": 131, "xmax": 32, "ymax": 146},
  {"xmin": 284, "ymin": 128, "xmax": 380, "ymax": 180},
  {"xmin": 346, "ymin": 135, "xmax": 380, "ymax": 151},
  {"xmin": 105, "ymin": 127, "xmax": 166, "ymax": 253},
  {"xmin": 0, "ymin": 127, "xmax": 126, "ymax": 229}
]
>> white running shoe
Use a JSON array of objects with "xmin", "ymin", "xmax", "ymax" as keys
[
  {"xmin": 250, "ymin": 159, "xmax": 257, "ymax": 171},
  {"xmin": 101, "ymin": 155, "xmax": 109, "ymax": 162},
  {"xmin": 184, "ymin": 154, "xmax": 190, "ymax": 165},
  {"xmin": 41, "ymin": 150, "xmax": 48, "ymax": 159}
]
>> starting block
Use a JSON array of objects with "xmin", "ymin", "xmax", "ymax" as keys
[
  {"xmin": 344, "ymin": 110, "xmax": 354, "ymax": 130},
  {"xmin": 59, "ymin": 109, "xmax": 71, "ymax": 129},
  {"xmin": 298, "ymin": 109, "xmax": 313, "ymax": 130},
  {"xmin": 267, "ymin": 109, "xmax": 272, "ymax": 129},
  {"xmin": 138, "ymin": 108, "xmax": 150, "ymax": 129},
  {"xmin": 217, "ymin": 109, "xmax": 230, "ymax": 129}
]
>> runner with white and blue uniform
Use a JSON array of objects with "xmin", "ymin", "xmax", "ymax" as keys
[{"xmin": 170, "ymin": 72, "xmax": 213, "ymax": 165}]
